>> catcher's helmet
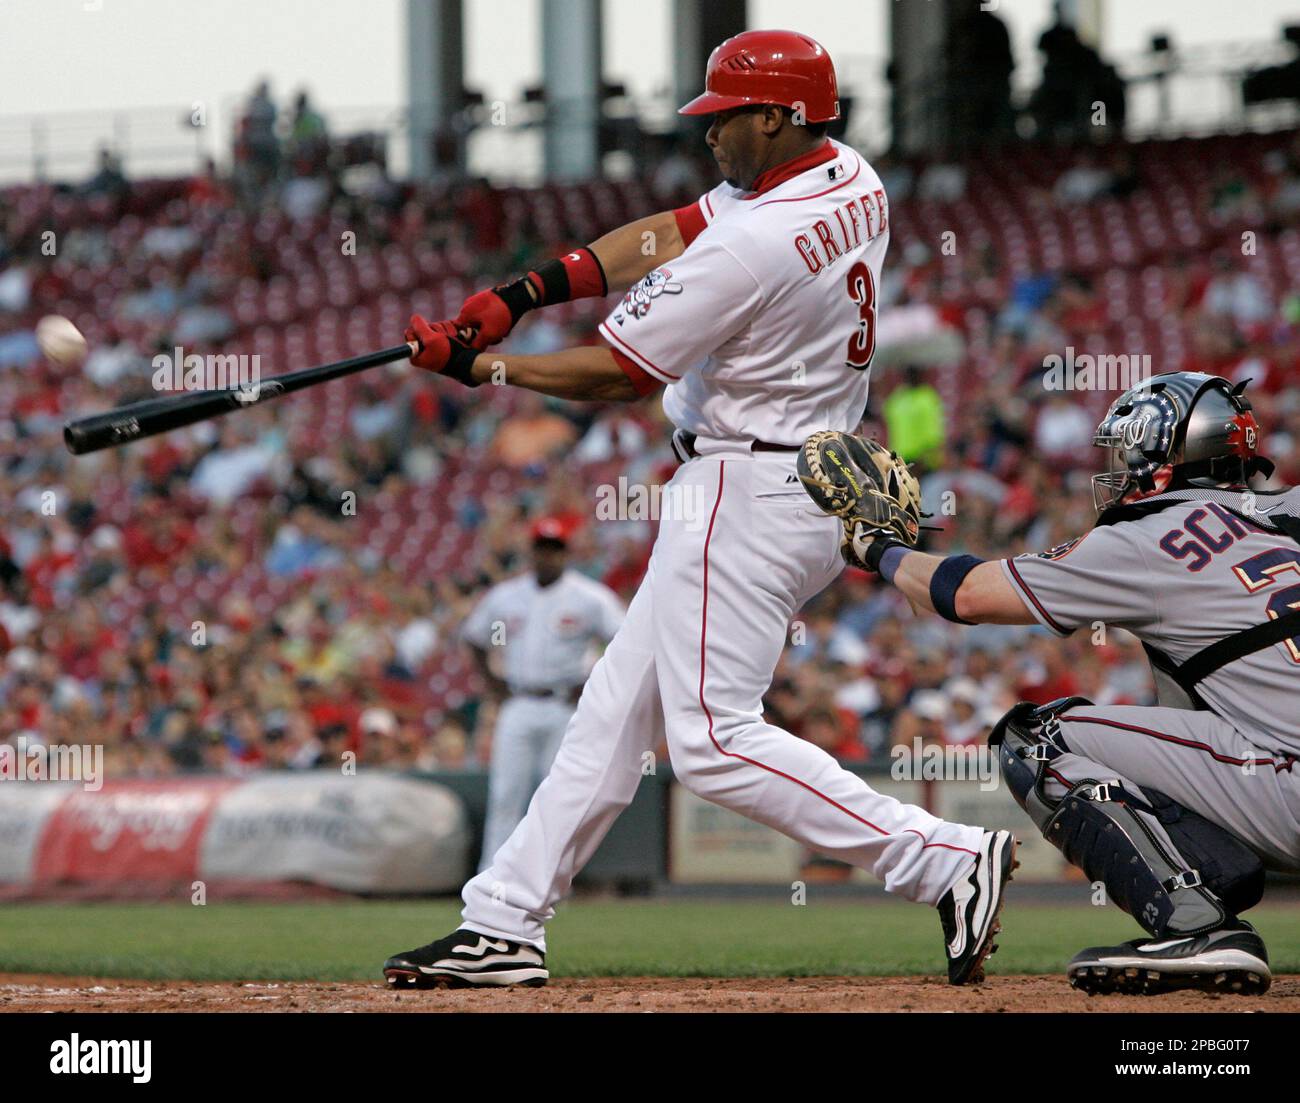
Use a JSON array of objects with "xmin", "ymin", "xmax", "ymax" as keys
[
  {"xmin": 1091, "ymin": 371, "xmax": 1272, "ymax": 512},
  {"xmin": 678, "ymin": 29, "xmax": 840, "ymax": 124}
]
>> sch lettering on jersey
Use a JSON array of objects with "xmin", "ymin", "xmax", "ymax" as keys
[
  {"xmin": 795, "ymin": 189, "xmax": 888, "ymax": 275},
  {"xmin": 1157, "ymin": 503, "xmax": 1260, "ymax": 573}
]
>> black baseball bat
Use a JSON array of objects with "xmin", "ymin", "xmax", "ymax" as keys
[{"xmin": 63, "ymin": 342, "xmax": 418, "ymax": 455}]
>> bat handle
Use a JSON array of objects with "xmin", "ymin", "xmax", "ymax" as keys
[{"xmin": 406, "ymin": 327, "xmax": 480, "ymax": 355}]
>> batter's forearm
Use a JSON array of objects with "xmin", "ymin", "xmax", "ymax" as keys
[
  {"xmin": 469, "ymin": 346, "xmax": 639, "ymax": 402},
  {"xmin": 589, "ymin": 211, "xmax": 684, "ymax": 291}
]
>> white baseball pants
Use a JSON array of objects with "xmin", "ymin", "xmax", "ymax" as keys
[
  {"xmin": 478, "ymin": 694, "xmax": 574, "ymax": 873},
  {"xmin": 463, "ymin": 451, "xmax": 984, "ymax": 950}
]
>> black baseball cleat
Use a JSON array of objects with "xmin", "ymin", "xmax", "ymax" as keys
[
  {"xmin": 1068, "ymin": 919, "xmax": 1271, "ymax": 996},
  {"xmin": 384, "ymin": 928, "xmax": 548, "ymax": 989},
  {"xmin": 938, "ymin": 829, "xmax": 1018, "ymax": 986}
]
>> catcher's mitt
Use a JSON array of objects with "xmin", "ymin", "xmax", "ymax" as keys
[{"xmin": 798, "ymin": 430, "xmax": 924, "ymax": 570}]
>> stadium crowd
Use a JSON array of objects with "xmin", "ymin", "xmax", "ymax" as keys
[{"xmin": 3, "ymin": 97, "xmax": 1300, "ymax": 780}]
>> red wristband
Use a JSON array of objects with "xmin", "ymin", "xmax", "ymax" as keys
[{"xmin": 527, "ymin": 246, "xmax": 608, "ymax": 305}]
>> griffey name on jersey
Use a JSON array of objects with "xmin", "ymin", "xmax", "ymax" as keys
[{"xmin": 793, "ymin": 185, "xmax": 888, "ymax": 275}]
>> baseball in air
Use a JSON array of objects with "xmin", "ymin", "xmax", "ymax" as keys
[{"xmin": 36, "ymin": 315, "xmax": 88, "ymax": 368}]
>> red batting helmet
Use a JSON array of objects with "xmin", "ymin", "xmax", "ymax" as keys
[{"xmin": 678, "ymin": 29, "xmax": 840, "ymax": 125}]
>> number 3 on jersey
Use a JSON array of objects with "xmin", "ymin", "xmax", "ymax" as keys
[{"xmin": 844, "ymin": 261, "xmax": 876, "ymax": 371}]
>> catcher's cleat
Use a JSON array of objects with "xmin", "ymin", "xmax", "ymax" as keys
[
  {"xmin": 1067, "ymin": 920, "xmax": 1270, "ymax": 996},
  {"xmin": 938, "ymin": 830, "xmax": 1018, "ymax": 986},
  {"xmin": 384, "ymin": 928, "xmax": 548, "ymax": 989}
]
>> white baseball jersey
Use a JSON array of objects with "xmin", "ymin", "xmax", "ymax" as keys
[
  {"xmin": 461, "ymin": 570, "xmax": 624, "ymax": 692},
  {"xmin": 598, "ymin": 139, "xmax": 889, "ymax": 446}
]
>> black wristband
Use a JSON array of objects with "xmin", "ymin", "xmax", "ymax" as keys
[
  {"xmin": 531, "ymin": 257, "xmax": 572, "ymax": 305},
  {"xmin": 441, "ymin": 339, "xmax": 481, "ymax": 388},
  {"xmin": 929, "ymin": 554, "xmax": 984, "ymax": 624},
  {"xmin": 494, "ymin": 278, "xmax": 537, "ymax": 325}
]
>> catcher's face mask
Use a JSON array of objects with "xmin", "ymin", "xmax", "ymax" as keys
[{"xmin": 1091, "ymin": 389, "xmax": 1179, "ymax": 512}]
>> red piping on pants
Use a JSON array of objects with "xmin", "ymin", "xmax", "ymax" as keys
[
  {"xmin": 1065, "ymin": 715, "xmax": 1295, "ymax": 773},
  {"xmin": 695, "ymin": 461, "xmax": 975, "ymax": 857}
]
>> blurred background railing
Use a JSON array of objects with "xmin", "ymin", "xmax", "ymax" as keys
[{"xmin": 4, "ymin": 38, "xmax": 1300, "ymax": 187}]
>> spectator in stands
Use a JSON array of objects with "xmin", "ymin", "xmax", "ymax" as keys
[
  {"xmin": 882, "ymin": 365, "xmax": 945, "ymax": 471},
  {"xmin": 488, "ymin": 392, "xmax": 578, "ymax": 470},
  {"xmin": 1029, "ymin": 9, "xmax": 1125, "ymax": 142},
  {"xmin": 946, "ymin": 4, "xmax": 1015, "ymax": 148},
  {"xmin": 84, "ymin": 146, "xmax": 129, "ymax": 203},
  {"xmin": 1204, "ymin": 253, "xmax": 1273, "ymax": 327},
  {"xmin": 234, "ymin": 79, "xmax": 281, "ymax": 202},
  {"xmin": 288, "ymin": 91, "xmax": 329, "ymax": 170}
]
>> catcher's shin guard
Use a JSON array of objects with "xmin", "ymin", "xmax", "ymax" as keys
[{"xmin": 988, "ymin": 699, "xmax": 1263, "ymax": 938}]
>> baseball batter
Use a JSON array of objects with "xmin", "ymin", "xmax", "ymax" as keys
[
  {"xmin": 384, "ymin": 30, "xmax": 1015, "ymax": 990},
  {"xmin": 462, "ymin": 518, "xmax": 624, "ymax": 870},
  {"xmin": 809, "ymin": 371, "xmax": 1298, "ymax": 995}
]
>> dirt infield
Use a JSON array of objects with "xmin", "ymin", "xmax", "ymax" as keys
[{"xmin": 1, "ymin": 973, "xmax": 1296, "ymax": 1012}]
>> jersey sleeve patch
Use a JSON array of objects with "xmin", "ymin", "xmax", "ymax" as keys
[
  {"xmin": 1032, "ymin": 537, "xmax": 1084, "ymax": 562},
  {"xmin": 599, "ymin": 238, "xmax": 763, "ymax": 387},
  {"xmin": 1001, "ymin": 524, "xmax": 1159, "ymax": 636}
]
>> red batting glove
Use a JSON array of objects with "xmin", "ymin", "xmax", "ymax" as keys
[
  {"xmin": 454, "ymin": 287, "xmax": 521, "ymax": 351},
  {"xmin": 404, "ymin": 315, "xmax": 481, "ymax": 387}
]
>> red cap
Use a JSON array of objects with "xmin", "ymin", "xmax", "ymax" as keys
[
  {"xmin": 530, "ymin": 517, "xmax": 569, "ymax": 545},
  {"xmin": 678, "ymin": 29, "xmax": 840, "ymax": 125}
]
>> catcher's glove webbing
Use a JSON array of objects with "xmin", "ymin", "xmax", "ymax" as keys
[{"xmin": 798, "ymin": 430, "xmax": 925, "ymax": 571}]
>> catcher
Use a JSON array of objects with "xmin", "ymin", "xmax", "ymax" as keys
[{"xmin": 801, "ymin": 371, "xmax": 1300, "ymax": 996}]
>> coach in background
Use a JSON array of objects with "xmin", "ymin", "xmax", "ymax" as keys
[
  {"xmin": 461, "ymin": 518, "xmax": 625, "ymax": 872},
  {"xmin": 803, "ymin": 371, "xmax": 1298, "ymax": 996}
]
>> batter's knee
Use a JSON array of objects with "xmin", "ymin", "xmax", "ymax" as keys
[{"xmin": 662, "ymin": 710, "xmax": 755, "ymax": 799}]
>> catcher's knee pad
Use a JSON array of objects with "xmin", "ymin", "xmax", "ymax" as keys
[{"xmin": 988, "ymin": 697, "xmax": 1094, "ymax": 830}]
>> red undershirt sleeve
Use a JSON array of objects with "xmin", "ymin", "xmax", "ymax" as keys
[
  {"xmin": 673, "ymin": 201, "xmax": 708, "ymax": 248},
  {"xmin": 606, "ymin": 346, "xmax": 664, "ymax": 396}
]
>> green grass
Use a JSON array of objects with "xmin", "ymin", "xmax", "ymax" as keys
[{"xmin": 0, "ymin": 898, "xmax": 1296, "ymax": 982}]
